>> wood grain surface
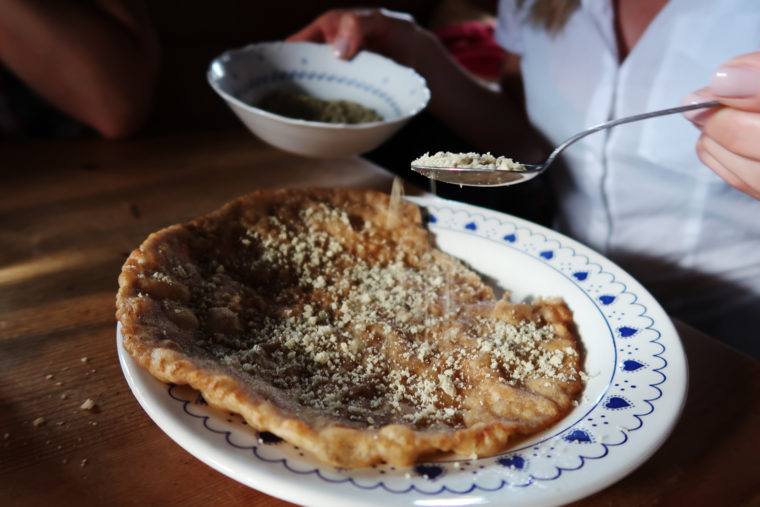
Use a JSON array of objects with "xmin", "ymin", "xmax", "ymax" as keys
[{"xmin": 1, "ymin": 128, "xmax": 758, "ymax": 506}]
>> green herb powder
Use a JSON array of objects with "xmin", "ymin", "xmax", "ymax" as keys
[{"xmin": 256, "ymin": 89, "xmax": 383, "ymax": 124}]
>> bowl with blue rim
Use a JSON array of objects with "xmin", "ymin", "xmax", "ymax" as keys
[{"xmin": 208, "ymin": 41, "xmax": 431, "ymax": 158}]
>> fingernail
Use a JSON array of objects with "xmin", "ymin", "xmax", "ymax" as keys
[
  {"xmin": 710, "ymin": 65, "xmax": 760, "ymax": 98},
  {"xmin": 332, "ymin": 38, "xmax": 349, "ymax": 59},
  {"xmin": 680, "ymin": 92, "xmax": 711, "ymax": 126}
]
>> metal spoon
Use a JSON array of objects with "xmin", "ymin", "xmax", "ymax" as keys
[{"xmin": 411, "ymin": 101, "xmax": 720, "ymax": 187}]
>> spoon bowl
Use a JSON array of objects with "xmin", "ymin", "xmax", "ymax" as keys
[
  {"xmin": 411, "ymin": 101, "xmax": 720, "ymax": 187},
  {"xmin": 411, "ymin": 163, "xmax": 542, "ymax": 187}
]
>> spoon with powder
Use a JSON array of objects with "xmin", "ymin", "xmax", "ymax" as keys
[{"xmin": 411, "ymin": 101, "xmax": 720, "ymax": 187}]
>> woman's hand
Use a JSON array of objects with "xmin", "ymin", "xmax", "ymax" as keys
[
  {"xmin": 287, "ymin": 8, "xmax": 419, "ymax": 65},
  {"xmin": 683, "ymin": 51, "xmax": 760, "ymax": 199},
  {"xmin": 287, "ymin": 7, "xmax": 541, "ymax": 156}
]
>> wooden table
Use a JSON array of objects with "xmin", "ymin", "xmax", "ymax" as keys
[{"xmin": 1, "ymin": 128, "xmax": 758, "ymax": 506}]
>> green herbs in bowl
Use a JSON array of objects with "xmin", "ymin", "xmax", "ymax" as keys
[{"xmin": 257, "ymin": 90, "xmax": 383, "ymax": 124}]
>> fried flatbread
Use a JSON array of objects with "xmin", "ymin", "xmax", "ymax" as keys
[{"xmin": 116, "ymin": 188, "xmax": 584, "ymax": 467}]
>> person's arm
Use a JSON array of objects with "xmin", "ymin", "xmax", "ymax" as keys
[
  {"xmin": 288, "ymin": 8, "xmax": 545, "ymax": 160},
  {"xmin": 682, "ymin": 51, "xmax": 760, "ymax": 200},
  {"xmin": 0, "ymin": 0, "xmax": 160, "ymax": 139}
]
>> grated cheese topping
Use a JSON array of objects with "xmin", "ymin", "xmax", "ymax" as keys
[{"xmin": 412, "ymin": 151, "xmax": 526, "ymax": 171}]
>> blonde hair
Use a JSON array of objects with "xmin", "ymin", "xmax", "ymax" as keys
[{"xmin": 516, "ymin": 0, "xmax": 581, "ymax": 33}]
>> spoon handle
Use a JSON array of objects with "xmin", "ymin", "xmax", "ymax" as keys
[{"xmin": 544, "ymin": 100, "xmax": 721, "ymax": 169}]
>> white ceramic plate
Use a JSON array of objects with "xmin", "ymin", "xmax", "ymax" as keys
[{"xmin": 118, "ymin": 195, "xmax": 687, "ymax": 506}]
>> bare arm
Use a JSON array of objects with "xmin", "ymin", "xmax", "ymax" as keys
[
  {"xmin": 288, "ymin": 9, "xmax": 545, "ymax": 159},
  {"xmin": 406, "ymin": 25, "xmax": 544, "ymax": 159},
  {"xmin": 0, "ymin": 0, "xmax": 160, "ymax": 139}
]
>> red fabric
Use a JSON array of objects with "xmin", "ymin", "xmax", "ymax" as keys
[{"xmin": 433, "ymin": 20, "xmax": 506, "ymax": 81}]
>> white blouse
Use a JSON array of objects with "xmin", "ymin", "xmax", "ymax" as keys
[{"xmin": 495, "ymin": 0, "xmax": 760, "ymax": 353}]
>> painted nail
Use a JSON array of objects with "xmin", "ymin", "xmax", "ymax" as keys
[
  {"xmin": 680, "ymin": 92, "xmax": 711, "ymax": 127},
  {"xmin": 332, "ymin": 38, "xmax": 350, "ymax": 59},
  {"xmin": 710, "ymin": 65, "xmax": 760, "ymax": 98}
]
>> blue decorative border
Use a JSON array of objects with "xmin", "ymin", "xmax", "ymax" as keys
[{"xmin": 162, "ymin": 201, "xmax": 675, "ymax": 499}]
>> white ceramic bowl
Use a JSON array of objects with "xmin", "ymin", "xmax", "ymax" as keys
[{"xmin": 207, "ymin": 41, "xmax": 431, "ymax": 158}]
